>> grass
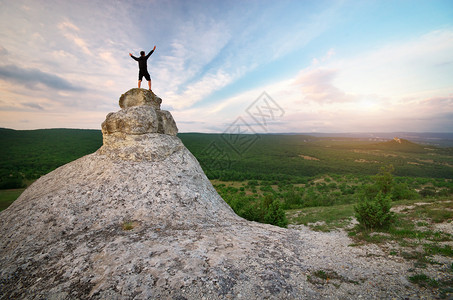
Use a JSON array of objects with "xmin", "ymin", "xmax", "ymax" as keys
[
  {"xmin": 286, "ymin": 197, "xmax": 452, "ymax": 298},
  {"xmin": 0, "ymin": 188, "xmax": 24, "ymax": 211},
  {"xmin": 424, "ymin": 244, "xmax": 453, "ymax": 257},
  {"xmin": 286, "ymin": 204, "xmax": 355, "ymax": 231},
  {"xmin": 408, "ymin": 273, "xmax": 439, "ymax": 287},
  {"xmin": 122, "ymin": 221, "xmax": 135, "ymax": 231},
  {"xmin": 406, "ymin": 200, "xmax": 453, "ymax": 223},
  {"xmin": 287, "ymin": 197, "xmax": 452, "ymax": 287}
]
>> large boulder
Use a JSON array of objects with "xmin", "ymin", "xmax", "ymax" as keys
[
  {"xmin": 119, "ymin": 88, "xmax": 162, "ymax": 109},
  {"xmin": 103, "ymin": 89, "xmax": 177, "ymax": 137},
  {"xmin": 102, "ymin": 106, "xmax": 160, "ymax": 135},
  {"xmin": 100, "ymin": 89, "xmax": 178, "ymax": 161}
]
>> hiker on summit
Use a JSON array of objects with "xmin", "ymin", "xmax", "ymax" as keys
[{"xmin": 129, "ymin": 45, "xmax": 156, "ymax": 91}]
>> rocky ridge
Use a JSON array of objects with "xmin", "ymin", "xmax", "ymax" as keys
[{"xmin": 0, "ymin": 89, "xmax": 441, "ymax": 299}]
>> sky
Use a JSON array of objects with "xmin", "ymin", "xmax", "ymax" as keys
[{"xmin": 0, "ymin": 0, "xmax": 452, "ymax": 133}]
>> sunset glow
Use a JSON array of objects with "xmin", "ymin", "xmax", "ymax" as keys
[{"xmin": 0, "ymin": 0, "xmax": 452, "ymax": 133}]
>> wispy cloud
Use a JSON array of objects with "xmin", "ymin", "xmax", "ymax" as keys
[
  {"xmin": 191, "ymin": 28, "xmax": 453, "ymax": 133},
  {"xmin": 154, "ymin": 1, "xmax": 340, "ymax": 110},
  {"xmin": 153, "ymin": 17, "xmax": 233, "ymax": 107},
  {"xmin": 58, "ymin": 21, "xmax": 92, "ymax": 56},
  {"xmin": 0, "ymin": 0, "xmax": 451, "ymax": 132},
  {"xmin": 21, "ymin": 102, "xmax": 44, "ymax": 110},
  {"xmin": 0, "ymin": 64, "xmax": 83, "ymax": 91},
  {"xmin": 0, "ymin": 46, "xmax": 8, "ymax": 56},
  {"xmin": 292, "ymin": 68, "xmax": 356, "ymax": 104}
]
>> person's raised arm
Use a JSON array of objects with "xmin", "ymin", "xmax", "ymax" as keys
[
  {"xmin": 129, "ymin": 52, "xmax": 138, "ymax": 61},
  {"xmin": 146, "ymin": 46, "xmax": 156, "ymax": 58}
]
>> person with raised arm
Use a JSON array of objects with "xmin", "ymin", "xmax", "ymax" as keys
[{"xmin": 129, "ymin": 45, "xmax": 156, "ymax": 91}]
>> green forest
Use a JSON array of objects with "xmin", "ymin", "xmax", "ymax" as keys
[
  {"xmin": 179, "ymin": 133, "xmax": 453, "ymax": 181},
  {"xmin": 2, "ymin": 129, "xmax": 452, "ymax": 189},
  {"xmin": 1, "ymin": 129, "xmax": 452, "ymax": 227},
  {"xmin": 0, "ymin": 128, "xmax": 102, "ymax": 189}
]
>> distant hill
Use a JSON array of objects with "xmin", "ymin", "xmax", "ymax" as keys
[
  {"xmin": 370, "ymin": 137, "xmax": 427, "ymax": 153},
  {"xmin": 294, "ymin": 132, "xmax": 453, "ymax": 147}
]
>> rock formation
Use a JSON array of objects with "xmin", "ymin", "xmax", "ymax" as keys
[{"xmin": 0, "ymin": 89, "xmax": 429, "ymax": 299}]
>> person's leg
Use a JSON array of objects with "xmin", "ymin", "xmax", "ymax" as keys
[
  {"xmin": 138, "ymin": 71, "xmax": 145, "ymax": 88},
  {"xmin": 144, "ymin": 72, "xmax": 151, "ymax": 91}
]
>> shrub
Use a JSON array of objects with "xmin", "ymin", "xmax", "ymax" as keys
[
  {"xmin": 247, "ymin": 180, "xmax": 259, "ymax": 187},
  {"xmin": 354, "ymin": 192, "xmax": 394, "ymax": 230},
  {"xmin": 392, "ymin": 182, "xmax": 419, "ymax": 200},
  {"xmin": 264, "ymin": 199, "xmax": 288, "ymax": 228},
  {"xmin": 419, "ymin": 186, "xmax": 436, "ymax": 198},
  {"xmin": 281, "ymin": 189, "xmax": 304, "ymax": 209}
]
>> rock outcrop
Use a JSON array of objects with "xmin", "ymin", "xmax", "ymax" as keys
[
  {"xmin": 98, "ymin": 88, "xmax": 179, "ymax": 161},
  {"xmin": 0, "ymin": 89, "xmax": 430, "ymax": 299}
]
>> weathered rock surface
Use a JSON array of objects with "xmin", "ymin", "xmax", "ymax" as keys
[
  {"xmin": 102, "ymin": 106, "xmax": 160, "ymax": 135},
  {"xmin": 0, "ymin": 89, "xmax": 438, "ymax": 299},
  {"xmin": 119, "ymin": 88, "xmax": 162, "ymax": 109},
  {"xmin": 102, "ymin": 90, "xmax": 177, "ymax": 137},
  {"xmin": 99, "ymin": 89, "xmax": 178, "ymax": 162}
]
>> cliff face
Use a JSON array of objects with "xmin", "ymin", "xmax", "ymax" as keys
[{"xmin": 0, "ymin": 89, "xmax": 422, "ymax": 299}]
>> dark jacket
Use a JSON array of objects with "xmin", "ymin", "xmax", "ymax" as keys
[{"xmin": 131, "ymin": 50, "xmax": 154, "ymax": 71}]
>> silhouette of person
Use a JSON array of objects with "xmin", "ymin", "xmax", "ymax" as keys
[{"xmin": 129, "ymin": 45, "xmax": 156, "ymax": 91}]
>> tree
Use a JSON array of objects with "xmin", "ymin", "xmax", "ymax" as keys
[
  {"xmin": 359, "ymin": 164, "xmax": 404, "ymax": 201},
  {"xmin": 374, "ymin": 165, "xmax": 394, "ymax": 195}
]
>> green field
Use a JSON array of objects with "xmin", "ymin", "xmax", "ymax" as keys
[{"xmin": 0, "ymin": 188, "xmax": 25, "ymax": 211}]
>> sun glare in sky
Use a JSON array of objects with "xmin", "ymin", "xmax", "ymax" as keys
[{"xmin": 0, "ymin": 0, "xmax": 452, "ymax": 133}]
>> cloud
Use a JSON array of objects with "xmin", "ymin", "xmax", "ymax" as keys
[
  {"xmin": 153, "ymin": 17, "xmax": 234, "ymax": 108},
  {"xmin": 58, "ymin": 21, "xmax": 92, "ymax": 56},
  {"xmin": 21, "ymin": 102, "xmax": 44, "ymax": 110},
  {"xmin": 0, "ymin": 64, "xmax": 84, "ymax": 91},
  {"xmin": 0, "ymin": 1, "xmax": 451, "ymax": 133},
  {"xmin": 153, "ymin": 2, "xmax": 339, "ymax": 110},
  {"xmin": 419, "ymin": 96, "xmax": 453, "ymax": 107},
  {"xmin": 292, "ymin": 68, "xmax": 357, "ymax": 104},
  {"xmin": 0, "ymin": 46, "xmax": 8, "ymax": 56},
  {"xmin": 331, "ymin": 29, "xmax": 453, "ymax": 98}
]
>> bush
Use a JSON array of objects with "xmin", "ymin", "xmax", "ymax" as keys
[
  {"xmin": 264, "ymin": 200, "xmax": 288, "ymax": 228},
  {"xmin": 354, "ymin": 192, "xmax": 394, "ymax": 230},
  {"xmin": 419, "ymin": 186, "xmax": 436, "ymax": 197},
  {"xmin": 281, "ymin": 189, "xmax": 303, "ymax": 209},
  {"xmin": 392, "ymin": 183, "xmax": 419, "ymax": 200}
]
